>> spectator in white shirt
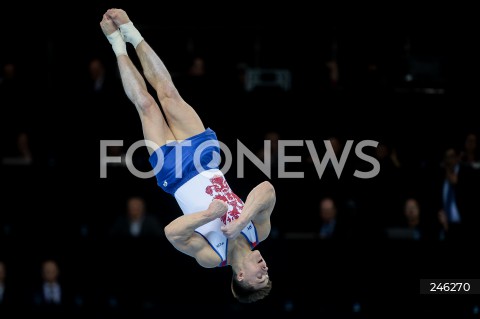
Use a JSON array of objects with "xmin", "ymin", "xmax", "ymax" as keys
[
  {"xmin": 41, "ymin": 260, "xmax": 62, "ymax": 305},
  {"xmin": 110, "ymin": 196, "xmax": 163, "ymax": 238}
]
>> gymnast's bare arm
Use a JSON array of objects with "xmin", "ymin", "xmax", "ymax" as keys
[
  {"xmin": 221, "ymin": 181, "xmax": 276, "ymax": 241},
  {"xmin": 164, "ymin": 200, "xmax": 228, "ymax": 268}
]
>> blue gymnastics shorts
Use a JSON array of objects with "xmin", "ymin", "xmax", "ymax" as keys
[{"xmin": 149, "ymin": 128, "xmax": 221, "ymax": 195}]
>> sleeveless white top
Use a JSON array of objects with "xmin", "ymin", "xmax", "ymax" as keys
[{"xmin": 174, "ymin": 169, "xmax": 258, "ymax": 267}]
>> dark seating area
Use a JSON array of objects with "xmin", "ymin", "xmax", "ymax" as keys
[{"xmin": 1, "ymin": 3, "xmax": 479, "ymax": 318}]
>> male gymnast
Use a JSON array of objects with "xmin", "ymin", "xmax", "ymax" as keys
[{"xmin": 100, "ymin": 9, "xmax": 276, "ymax": 303}]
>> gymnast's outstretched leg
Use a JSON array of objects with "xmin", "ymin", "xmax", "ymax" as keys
[
  {"xmin": 106, "ymin": 8, "xmax": 205, "ymax": 141},
  {"xmin": 100, "ymin": 13, "xmax": 175, "ymax": 153}
]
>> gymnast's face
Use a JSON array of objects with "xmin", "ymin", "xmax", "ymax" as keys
[{"xmin": 239, "ymin": 250, "xmax": 269, "ymax": 290}]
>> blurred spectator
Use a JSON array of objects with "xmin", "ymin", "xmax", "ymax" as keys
[
  {"xmin": 325, "ymin": 59, "xmax": 340, "ymax": 90},
  {"xmin": 31, "ymin": 259, "xmax": 79, "ymax": 317},
  {"xmin": 434, "ymin": 146, "xmax": 477, "ymax": 241},
  {"xmin": 35, "ymin": 260, "xmax": 62, "ymax": 306},
  {"xmin": 187, "ymin": 56, "xmax": 206, "ymax": 77},
  {"xmin": 0, "ymin": 261, "xmax": 13, "ymax": 318},
  {"xmin": 89, "ymin": 58, "xmax": 106, "ymax": 93},
  {"xmin": 0, "ymin": 261, "xmax": 21, "ymax": 318},
  {"xmin": 2, "ymin": 131, "xmax": 33, "ymax": 166},
  {"xmin": 302, "ymin": 136, "xmax": 358, "ymax": 227},
  {"xmin": 0, "ymin": 265, "xmax": 3, "ymax": 306},
  {"xmin": 437, "ymin": 209, "xmax": 449, "ymax": 241},
  {"xmin": 100, "ymin": 144, "xmax": 127, "ymax": 170},
  {"xmin": 177, "ymin": 55, "xmax": 210, "ymax": 112},
  {"xmin": 317, "ymin": 136, "xmax": 357, "ymax": 202},
  {"xmin": 366, "ymin": 141, "xmax": 403, "ymax": 228},
  {"xmin": 304, "ymin": 136, "xmax": 341, "ymax": 159},
  {"xmin": 0, "ymin": 62, "xmax": 15, "ymax": 82},
  {"xmin": 385, "ymin": 198, "xmax": 431, "ymax": 241},
  {"xmin": 459, "ymin": 132, "xmax": 480, "ymax": 169},
  {"xmin": 362, "ymin": 61, "xmax": 388, "ymax": 93},
  {"xmin": 110, "ymin": 196, "xmax": 163, "ymax": 238},
  {"xmin": 403, "ymin": 198, "xmax": 422, "ymax": 240},
  {"xmin": 0, "ymin": 62, "xmax": 21, "ymax": 98},
  {"xmin": 317, "ymin": 197, "xmax": 351, "ymax": 240},
  {"xmin": 0, "ymin": 62, "xmax": 29, "ymax": 135},
  {"xmin": 0, "ymin": 261, "xmax": 7, "ymax": 306},
  {"xmin": 319, "ymin": 197, "xmax": 337, "ymax": 239},
  {"xmin": 86, "ymin": 57, "xmax": 117, "ymax": 96},
  {"xmin": 305, "ymin": 135, "xmax": 343, "ymax": 168},
  {"xmin": 83, "ymin": 57, "xmax": 126, "ymax": 139},
  {"xmin": 375, "ymin": 142, "xmax": 401, "ymax": 169}
]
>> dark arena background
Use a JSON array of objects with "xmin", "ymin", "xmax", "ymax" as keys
[{"xmin": 1, "ymin": 2, "xmax": 479, "ymax": 318}]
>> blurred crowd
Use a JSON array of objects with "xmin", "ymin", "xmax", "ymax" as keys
[{"xmin": 1, "ymin": 28, "xmax": 479, "ymax": 318}]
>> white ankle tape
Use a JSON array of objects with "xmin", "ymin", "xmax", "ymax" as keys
[
  {"xmin": 119, "ymin": 21, "xmax": 144, "ymax": 48},
  {"xmin": 106, "ymin": 30, "xmax": 127, "ymax": 57}
]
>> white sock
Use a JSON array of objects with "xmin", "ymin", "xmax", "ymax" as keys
[
  {"xmin": 119, "ymin": 21, "xmax": 144, "ymax": 48},
  {"xmin": 106, "ymin": 30, "xmax": 127, "ymax": 57}
]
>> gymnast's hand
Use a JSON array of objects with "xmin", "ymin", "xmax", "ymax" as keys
[{"xmin": 220, "ymin": 216, "xmax": 249, "ymax": 240}]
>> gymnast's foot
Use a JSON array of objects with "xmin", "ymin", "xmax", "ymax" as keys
[
  {"xmin": 106, "ymin": 8, "xmax": 144, "ymax": 48},
  {"xmin": 106, "ymin": 8, "xmax": 131, "ymax": 26},
  {"xmin": 100, "ymin": 13, "xmax": 118, "ymax": 37},
  {"xmin": 100, "ymin": 13, "xmax": 127, "ymax": 57}
]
